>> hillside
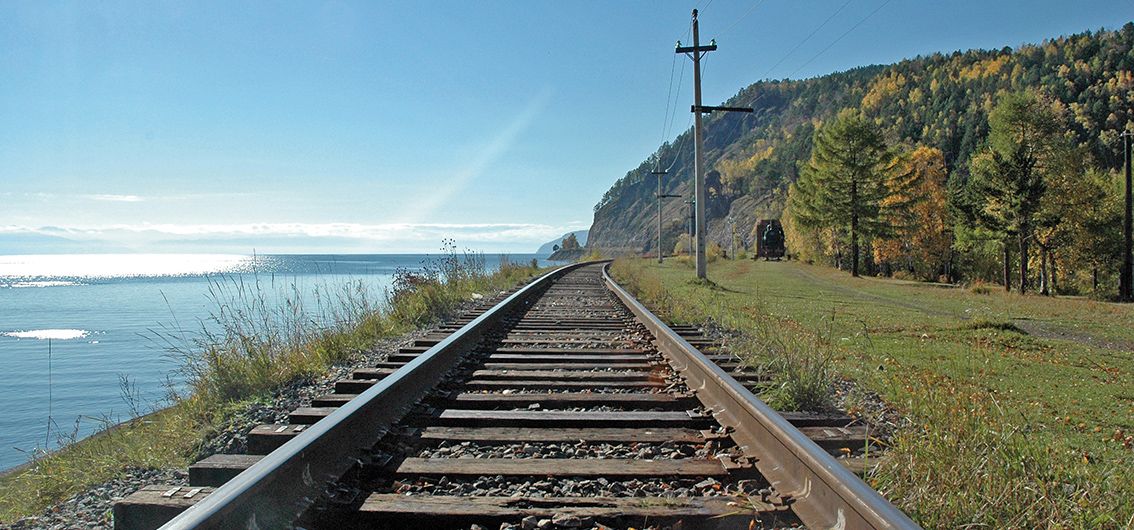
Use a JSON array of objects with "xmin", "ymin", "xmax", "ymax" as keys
[{"xmin": 586, "ymin": 24, "xmax": 1134, "ymax": 255}]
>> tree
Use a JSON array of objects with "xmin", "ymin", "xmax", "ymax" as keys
[
  {"xmin": 560, "ymin": 233, "xmax": 581, "ymax": 251},
  {"xmin": 874, "ymin": 146, "xmax": 953, "ymax": 280},
  {"xmin": 1064, "ymin": 168, "xmax": 1124, "ymax": 293},
  {"xmin": 950, "ymin": 164, "xmax": 1013, "ymax": 286},
  {"xmin": 970, "ymin": 90, "xmax": 1061, "ymax": 293},
  {"xmin": 788, "ymin": 109, "xmax": 912, "ymax": 276},
  {"xmin": 1032, "ymin": 146, "xmax": 1093, "ymax": 294}
]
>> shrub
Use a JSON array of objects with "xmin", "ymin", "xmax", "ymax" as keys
[
  {"xmin": 580, "ymin": 248, "xmax": 605, "ymax": 261},
  {"xmin": 969, "ymin": 280, "xmax": 995, "ymax": 295}
]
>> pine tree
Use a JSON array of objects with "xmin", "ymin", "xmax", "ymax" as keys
[
  {"xmin": 788, "ymin": 109, "xmax": 912, "ymax": 276},
  {"xmin": 970, "ymin": 90, "xmax": 1061, "ymax": 293}
]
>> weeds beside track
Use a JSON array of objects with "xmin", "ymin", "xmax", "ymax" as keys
[{"xmin": 610, "ymin": 257, "xmax": 1134, "ymax": 529}]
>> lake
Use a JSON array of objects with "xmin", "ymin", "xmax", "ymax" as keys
[{"xmin": 0, "ymin": 253, "xmax": 553, "ymax": 471}]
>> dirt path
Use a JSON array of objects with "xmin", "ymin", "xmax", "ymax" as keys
[{"xmin": 1011, "ymin": 319, "xmax": 1134, "ymax": 352}]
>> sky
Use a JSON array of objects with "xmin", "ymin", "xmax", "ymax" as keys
[{"xmin": 2, "ymin": 0, "xmax": 1131, "ymax": 254}]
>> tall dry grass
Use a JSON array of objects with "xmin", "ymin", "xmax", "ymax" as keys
[{"xmin": 610, "ymin": 258, "xmax": 835, "ymax": 411}]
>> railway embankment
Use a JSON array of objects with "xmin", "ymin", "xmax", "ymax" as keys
[
  {"xmin": 113, "ymin": 261, "xmax": 914, "ymax": 529},
  {"xmin": 610, "ymin": 257, "xmax": 1134, "ymax": 529}
]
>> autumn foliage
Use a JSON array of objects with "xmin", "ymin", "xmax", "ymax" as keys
[{"xmin": 873, "ymin": 147, "xmax": 952, "ymax": 281}]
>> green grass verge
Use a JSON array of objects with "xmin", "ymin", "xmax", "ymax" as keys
[
  {"xmin": 611, "ymin": 257, "xmax": 1134, "ymax": 529},
  {"xmin": 0, "ymin": 254, "xmax": 544, "ymax": 523}
]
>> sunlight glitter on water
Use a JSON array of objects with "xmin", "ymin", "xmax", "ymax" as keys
[
  {"xmin": 2, "ymin": 329, "xmax": 90, "ymax": 340},
  {"xmin": 0, "ymin": 254, "xmax": 255, "ymax": 279},
  {"xmin": 2, "ymin": 280, "xmax": 82, "ymax": 288}
]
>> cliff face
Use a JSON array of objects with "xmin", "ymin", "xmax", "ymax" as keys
[
  {"xmin": 586, "ymin": 174, "xmax": 778, "ymax": 256},
  {"xmin": 584, "ymin": 25, "xmax": 1134, "ymax": 255},
  {"xmin": 586, "ymin": 65, "xmax": 878, "ymax": 254}
]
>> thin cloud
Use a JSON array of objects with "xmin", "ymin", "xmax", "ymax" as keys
[
  {"xmin": 0, "ymin": 221, "xmax": 589, "ymax": 249},
  {"xmin": 87, "ymin": 194, "xmax": 144, "ymax": 202}
]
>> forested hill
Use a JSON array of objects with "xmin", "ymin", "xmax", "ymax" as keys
[{"xmin": 587, "ymin": 23, "xmax": 1134, "ymax": 254}]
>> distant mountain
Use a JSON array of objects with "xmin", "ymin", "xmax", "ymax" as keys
[
  {"xmin": 0, "ymin": 232, "xmax": 122, "ymax": 254},
  {"xmin": 537, "ymin": 230, "xmax": 588, "ymax": 256}
]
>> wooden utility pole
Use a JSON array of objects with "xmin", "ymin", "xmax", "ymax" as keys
[
  {"xmin": 656, "ymin": 170, "xmax": 665, "ymax": 263},
  {"xmin": 728, "ymin": 214, "xmax": 736, "ymax": 259},
  {"xmin": 1122, "ymin": 130, "xmax": 1133, "ymax": 301},
  {"xmin": 685, "ymin": 197, "xmax": 695, "ymax": 255},
  {"xmin": 653, "ymin": 169, "xmax": 681, "ymax": 263},
  {"xmin": 677, "ymin": 10, "xmax": 751, "ymax": 279}
]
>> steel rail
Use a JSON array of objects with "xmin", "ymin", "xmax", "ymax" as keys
[
  {"xmin": 159, "ymin": 261, "xmax": 595, "ymax": 530},
  {"xmin": 602, "ymin": 263, "xmax": 921, "ymax": 530}
]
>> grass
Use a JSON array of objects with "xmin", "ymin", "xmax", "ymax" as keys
[
  {"xmin": 0, "ymin": 249, "xmax": 544, "ymax": 523},
  {"xmin": 610, "ymin": 258, "xmax": 837, "ymax": 412},
  {"xmin": 610, "ymin": 257, "xmax": 1134, "ymax": 529}
]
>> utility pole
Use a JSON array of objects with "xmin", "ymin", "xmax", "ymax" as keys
[
  {"xmin": 728, "ymin": 214, "xmax": 736, "ymax": 259},
  {"xmin": 653, "ymin": 169, "xmax": 681, "ymax": 263},
  {"xmin": 1122, "ymin": 130, "xmax": 1133, "ymax": 302},
  {"xmin": 677, "ymin": 10, "xmax": 751, "ymax": 279},
  {"xmin": 684, "ymin": 198, "xmax": 695, "ymax": 255}
]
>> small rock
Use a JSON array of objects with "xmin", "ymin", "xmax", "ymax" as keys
[
  {"xmin": 521, "ymin": 515, "xmax": 540, "ymax": 529},
  {"xmin": 694, "ymin": 478, "xmax": 719, "ymax": 489},
  {"xmin": 551, "ymin": 513, "xmax": 583, "ymax": 527}
]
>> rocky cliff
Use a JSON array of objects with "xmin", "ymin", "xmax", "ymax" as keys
[{"xmin": 586, "ymin": 64, "xmax": 878, "ymax": 255}]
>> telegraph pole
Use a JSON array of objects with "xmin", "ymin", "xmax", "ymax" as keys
[
  {"xmin": 728, "ymin": 214, "xmax": 736, "ymax": 259},
  {"xmin": 677, "ymin": 10, "xmax": 751, "ymax": 279},
  {"xmin": 653, "ymin": 169, "xmax": 681, "ymax": 263},
  {"xmin": 656, "ymin": 170, "xmax": 665, "ymax": 263},
  {"xmin": 685, "ymin": 198, "xmax": 695, "ymax": 255},
  {"xmin": 1122, "ymin": 130, "xmax": 1133, "ymax": 301}
]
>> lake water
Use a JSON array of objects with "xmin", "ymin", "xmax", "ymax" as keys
[{"xmin": 0, "ymin": 253, "xmax": 552, "ymax": 471}]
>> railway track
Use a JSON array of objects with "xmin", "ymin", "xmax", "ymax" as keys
[{"xmin": 116, "ymin": 262, "xmax": 919, "ymax": 530}]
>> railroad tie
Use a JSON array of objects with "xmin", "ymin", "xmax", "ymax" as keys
[{"xmin": 114, "ymin": 263, "xmax": 914, "ymax": 530}]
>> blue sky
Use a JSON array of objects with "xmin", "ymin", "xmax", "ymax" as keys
[{"xmin": 2, "ymin": 0, "xmax": 1130, "ymax": 254}]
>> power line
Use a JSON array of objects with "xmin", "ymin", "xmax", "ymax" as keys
[
  {"xmin": 664, "ymin": 52, "xmax": 708, "ymax": 173},
  {"xmin": 715, "ymin": 0, "xmax": 769, "ymax": 40},
  {"xmin": 728, "ymin": 0, "xmax": 889, "ymax": 114},
  {"xmin": 665, "ymin": 55, "xmax": 687, "ymax": 139},
  {"xmin": 762, "ymin": 0, "xmax": 854, "ymax": 77},
  {"xmin": 659, "ymin": 53, "xmax": 678, "ymax": 151},
  {"xmin": 788, "ymin": 0, "xmax": 893, "ymax": 78},
  {"xmin": 650, "ymin": 0, "xmax": 892, "ymax": 197}
]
